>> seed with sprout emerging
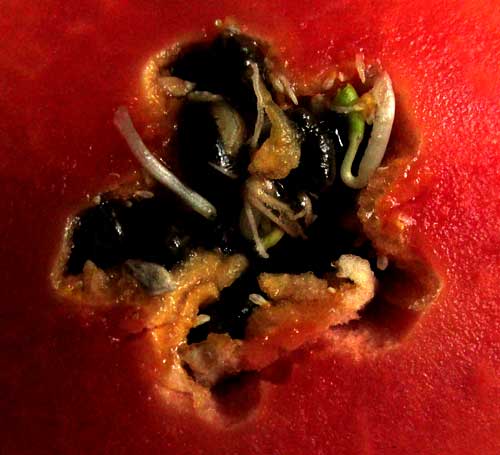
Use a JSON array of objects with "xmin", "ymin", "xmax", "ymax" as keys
[
  {"xmin": 245, "ymin": 176, "xmax": 307, "ymax": 240},
  {"xmin": 335, "ymin": 72, "xmax": 395, "ymax": 189},
  {"xmin": 334, "ymin": 84, "xmax": 366, "ymax": 189}
]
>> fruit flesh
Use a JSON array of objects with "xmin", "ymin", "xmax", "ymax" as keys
[{"xmin": 1, "ymin": 1, "xmax": 499, "ymax": 454}]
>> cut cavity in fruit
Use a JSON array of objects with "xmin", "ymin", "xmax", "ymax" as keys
[{"xmin": 53, "ymin": 24, "xmax": 440, "ymax": 421}]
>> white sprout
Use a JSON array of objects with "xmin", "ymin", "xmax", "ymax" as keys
[
  {"xmin": 249, "ymin": 62, "xmax": 266, "ymax": 148},
  {"xmin": 245, "ymin": 178, "xmax": 306, "ymax": 239},
  {"xmin": 207, "ymin": 161, "xmax": 238, "ymax": 179},
  {"xmin": 330, "ymin": 104, "xmax": 365, "ymax": 114},
  {"xmin": 194, "ymin": 314, "xmax": 211, "ymax": 327},
  {"xmin": 134, "ymin": 190, "xmax": 155, "ymax": 199},
  {"xmin": 249, "ymin": 293, "xmax": 270, "ymax": 307},
  {"xmin": 113, "ymin": 106, "xmax": 217, "ymax": 220},
  {"xmin": 322, "ymin": 78, "xmax": 335, "ymax": 92},
  {"xmin": 279, "ymin": 74, "xmax": 299, "ymax": 105},
  {"xmin": 187, "ymin": 91, "xmax": 223, "ymax": 103},
  {"xmin": 298, "ymin": 193, "xmax": 315, "ymax": 226},
  {"xmin": 271, "ymin": 74, "xmax": 285, "ymax": 94},
  {"xmin": 248, "ymin": 194, "xmax": 301, "ymax": 237},
  {"xmin": 244, "ymin": 202, "xmax": 269, "ymax": 259},
  {"xmin": 341, "ymin": 72, "xmax": 395, "ymax": 189},
  {"xmin": 355, "ymin": 54, "xmax": 366, "ymax": 84}
]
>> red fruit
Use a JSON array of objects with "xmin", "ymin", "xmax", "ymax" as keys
[{"xmin": 1, "ymin": 1, "xmax": 499, "ymax": 454}]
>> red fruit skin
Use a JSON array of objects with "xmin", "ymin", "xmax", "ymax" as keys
[{"xmin": 1, "ymin": 1, "xmax": 499, "ymax": 454}]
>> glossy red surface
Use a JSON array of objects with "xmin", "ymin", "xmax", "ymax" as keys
[{"xmin": 1, "ymin": 1, "xmax": 499, "ymax": 453}]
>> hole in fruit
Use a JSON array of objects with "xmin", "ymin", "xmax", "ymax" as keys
[
  {"xmin": 53, "ymin": 23, "xmax": 440, "ymax": 424},
  {"xmin": 211, "ymin": 372, "xmax": 262, "ymax": 420}
]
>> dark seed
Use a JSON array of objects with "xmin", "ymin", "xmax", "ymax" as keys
[
  {"xmin": 66, "ymin": 196, "xmax": 201, "ymax": 275},
  {"xmin": 122, "ymin": 197, "xmax": 197, "ymax": 268},
  {"xmin": 203, "ymin": 221, "xmax": 246, "ymax": 256},
  {"xmin": 168, "ymin": 30, "xmax": 269, "ymax": 122},
  {"xmin": 177, "ymin": 100, "xmax": 246, "ymax": 214},
  {"xmin": 187, "ymin": 272, "xmax": 259, "ymax": 343},
  {"xmin": 318, "ymin": 110, "xmax": 349, "ymax": 158},
  {"xmin": 284, "ymin": 107, "xmax": 337, "ymax": 194},
  {"xmin": 66, "ymin": 200, "xmax": 130, "ymax": 274},
  {"xmin": 163, "ymin": 225, "xmax": 192, "ymax": 261}
]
